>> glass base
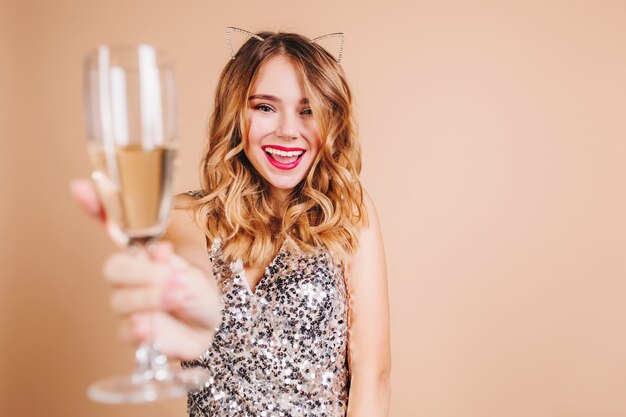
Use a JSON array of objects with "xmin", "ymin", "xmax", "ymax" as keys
[{"xmin": 87, "ymin": 367, "xmax": 208, "ymax": 404}]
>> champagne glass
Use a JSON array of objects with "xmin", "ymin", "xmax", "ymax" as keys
[{"xmin": 83, "ymin": 44, "xmax": 206, "ymax": 404}]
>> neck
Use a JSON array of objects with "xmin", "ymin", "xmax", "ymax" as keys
[{"xmin": 269, "ymin": 186, "xmax": 289, "ymax": 204}]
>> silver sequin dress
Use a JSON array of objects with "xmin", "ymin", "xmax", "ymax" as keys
[{"xmin": 183, "ymin": 237, "xmax": 350, "ymax": 417}]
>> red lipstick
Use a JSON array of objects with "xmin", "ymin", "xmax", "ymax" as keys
[{"xmin": 262, "ymin": 145, "xmax": 305, "ymax": 171}]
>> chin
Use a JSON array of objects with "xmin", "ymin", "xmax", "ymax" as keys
[
  {"xmin": 263, "ymin": 170, "xmax": 308, "ymax": 196},
  {"xmin": 268, "ymin": 178, "xmax": 303, "ymax": 193}
]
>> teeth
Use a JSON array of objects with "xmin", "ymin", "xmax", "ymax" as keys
[{"xmin": 265, "ymin": 148, "xmax": 303, "ymax": 157}]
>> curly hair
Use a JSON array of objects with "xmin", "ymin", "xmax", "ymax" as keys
[{"xmin": 192, "ymin": 31, "xmax": 367, "ymax": 266}]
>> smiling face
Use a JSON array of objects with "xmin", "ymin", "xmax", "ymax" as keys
[{"xmin": 244, "ymin": 55, "xmax": 322, "ymax": 202}]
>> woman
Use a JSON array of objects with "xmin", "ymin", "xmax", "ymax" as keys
[{"xmin": 73, "ymin": 30, "xmax": 390, "ymax": 417}]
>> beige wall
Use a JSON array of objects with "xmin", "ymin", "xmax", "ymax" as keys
[{"xmin": 2, "ymin": 1, "xmax": 626, "ymax": 416}]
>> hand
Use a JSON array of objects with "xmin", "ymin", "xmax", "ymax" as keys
[
  {"xmin": 70, "ymin": 178, "xmax": 221, "ymax": 360},
  {"xmin": 104, "ymin": 242, "xmax": 221, "ymax": 360}
]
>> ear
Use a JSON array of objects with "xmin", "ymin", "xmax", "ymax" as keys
[
  {"xmin": 310, "ymin": 33, "xmax": 345, "ymax": 64},
  {"xmin": 226, "ymin": 27, "xmax": 264, "ymax": 60}
]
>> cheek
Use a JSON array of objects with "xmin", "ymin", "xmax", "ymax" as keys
[
  {"xmin": 306, "ymin": 129, "xmax": 323, "ymax": 154},
  {"xmin": 303, "ymin": 121, "xmax": 322, "ymax": 148},
  {"xmin": 247, "ymin": 115, "xmax": 275, "ymax": 144}
]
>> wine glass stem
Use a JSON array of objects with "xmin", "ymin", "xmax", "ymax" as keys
[
  {"xmin": 128, "ymin": 242, "xmax": 171, "ymax": 382},
  {"xmin": 135, "ymin": 339, "xmax": 170, "ymax": 382}
]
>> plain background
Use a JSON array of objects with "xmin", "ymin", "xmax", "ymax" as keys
[{"xmin": 1, "ymin": 1, "xmax": 626, "ymax": 416}]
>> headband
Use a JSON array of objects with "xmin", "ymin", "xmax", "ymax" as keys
[{"xmin": 226, "ymin": 27, "xmax": 345, "ymax": 64}]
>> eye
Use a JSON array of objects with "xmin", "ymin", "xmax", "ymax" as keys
[
  {"xmin": 255, "ymin": 104, "xmax": 275, "ymax": 113},
  {"xmin": 300, "ymin": 108, "xmax": 313, "ymax": 116}
]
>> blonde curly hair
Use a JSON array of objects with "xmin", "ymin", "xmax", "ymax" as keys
[{"xmin": 192, "ymin": 31, "xmax": 367, "ymax": 266}]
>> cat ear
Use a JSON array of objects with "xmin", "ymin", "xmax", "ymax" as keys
[
  {"xmin": 310, "ymin": 32, "xmax": 345, "ymax": 63},
  {"xmin": 226, "ymin": 27, "xmax": 264, "ymax": 60}
]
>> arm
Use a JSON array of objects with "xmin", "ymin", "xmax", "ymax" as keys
[
  {"xmin": 345, "ymin": 192, "xmax": 391, "ymax": 417},
  {"xmin": 71, "ymin": 179, "xmax": 220, "ymax": 360}
]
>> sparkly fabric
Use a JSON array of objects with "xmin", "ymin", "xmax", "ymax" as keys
[{"xmin": 182, "ymin": 221, "xmax": 350, "ymax": 416}]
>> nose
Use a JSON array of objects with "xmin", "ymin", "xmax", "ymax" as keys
[{"xmin": 275, "ymin": 112, "xmax": 299, "ymax": 140}]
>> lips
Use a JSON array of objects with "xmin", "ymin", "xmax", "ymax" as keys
[{"xmin": 263, "ymin": 145, "xmax": 305, "ymax": 170}]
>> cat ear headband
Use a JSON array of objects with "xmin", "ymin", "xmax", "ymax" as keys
[{"xmin": 226, "ymin": 26, "xmax": 345, "ymax": 64}]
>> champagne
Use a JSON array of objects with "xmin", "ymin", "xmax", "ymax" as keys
[{"xmin": 89, "ymin": 144, "xmax": 177, "ymax": 242}]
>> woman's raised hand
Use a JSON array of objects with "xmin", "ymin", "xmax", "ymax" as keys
[
  {"xmin": 103, "ymin": 242, "xmax": 220, "ymax": 360},
  {"xmin": 70, "ymin": 179, "xmax": 220, "ymax": 360}
]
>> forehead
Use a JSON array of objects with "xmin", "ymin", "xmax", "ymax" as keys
[{"xmin": 251, "ymin": 55, "xmax": 305, "ymax": 98}]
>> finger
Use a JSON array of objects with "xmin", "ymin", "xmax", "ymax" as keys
[
  {"xmin": 117, "ymin": 316, "xmax": 143, "ymax": 344},
  {"xmin": 119, "ymin": 312, "xmax": 213, "ymax": 360},
  {"xmin": 110, "ymin": 285, "xmax": 164, "ymax": 315},
  {"xmin": 164, "ymin": 268, "xmax": 222, "ymax": 330},
  {"xmin": 151, "ymin": 242, "xmax": 172, "ymax": 262},
  {"xmin": 161, "ymin": 273, "xmax": 187, "ymax": 311},
  {"xmin": 102, "ymin": 251, "xmax": 168, "ymax": 286},
  {"xmin": 69, "ymin": 178, "xmax": 106, "ymax": 221},
  {"xmin": 148, "ymin": 241, "xmax": 174, "ymax": 263},
  {"xmin": 149, "ymin": 243, "xmax": 189, "ymax": 273},
  {"xmin": 149, "ymin": 312, "xmax": 214, "ymax": 360},
  {"xmin": 118, "ymin": 313, "xmax": 152, "ymax": 344}
]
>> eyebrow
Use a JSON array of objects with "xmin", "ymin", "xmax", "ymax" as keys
[{"xmin": 248, "ymin": 94, "xmax": 309, "ymax": 105}]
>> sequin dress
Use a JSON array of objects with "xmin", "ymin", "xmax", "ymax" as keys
[{"xmin": 184, "ymin": 236, "xmax": 350, "ymax": 417}]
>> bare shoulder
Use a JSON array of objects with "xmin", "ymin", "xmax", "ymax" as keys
[
  {"xmin": 163, "ymin": 193, "xmax": 211, "ymax": 274},
  {"xmin": 363, "ymin": 190, "xmax": 381, "ymax": 231},
  {"xmin": 345, "ymin": 189, "xmax": 386, "ymax": 281},
  {"xmin": 355, "ymin": 190, "xmax": 384, "ymax": 253}
]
